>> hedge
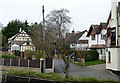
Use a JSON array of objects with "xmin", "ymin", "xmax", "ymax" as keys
[
  {"xmin": 84, "ymin": 50, "xmax": 99, "ymax": 61},
  {"xmin": 2, "ymin": 55, "xmax": 16, "ymax": 59}
]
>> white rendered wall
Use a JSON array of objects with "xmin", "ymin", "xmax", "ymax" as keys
[
  {"xmin": 89, "ymin": 34, "xmax": 105, "ymax": 48},
  {"xmin": 78, "ymin": 32, "xmax": 89, "ymax": 40},
  {"xmin": 106, "ymin": 48, "xmax": 120, "ymax": 71},
  {"xmin": 96, "ymin": 49, "xmax": 106, "ymax": 60}
]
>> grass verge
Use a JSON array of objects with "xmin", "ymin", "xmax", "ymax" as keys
[
  {"xmin": 71, "ymin": 60, "xmax": 104, "ymax": 66},
  {"xmin": 85, "ymin": 60, "xmax": 104, "ymax": 66},
  {"xmin": 2, "ymin": 69, "xmax": 117, "ymax": 82}
]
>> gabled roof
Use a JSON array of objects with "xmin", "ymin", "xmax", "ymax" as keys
[
  {"xmin": 65, "ymin": 30, "xmax": 87, "ymax": 43},
  {"xmin": 8, "ymin": 29, "xmax": 28, "ymax": 41},
  {"xmin": 100, "ymin": 23, "xmax": 106, "ymax": 29},
  {"xmin": 11, "ymin": 40, "xmax": 26, "ymax": 46},
  {"xmin": 86, "ymin": 25, "xmax": 99, "ymax": 37},
  {"xmin": 98, "ymin": 22, "xmax": 107, "ymax": 34},
  {"xmin": 106, "ymin": 11, "xmax": 111, "ymax": 27},
  {"xmin": 77, "ymin": 40, "xmax": 88, "ymax": 44}
]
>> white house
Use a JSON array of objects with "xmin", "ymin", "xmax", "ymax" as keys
[
  {"xmin": 8, "ymin": 28, "xmax": 35, "ymax": 58},
  {"xmin": 86, "ymin": 23, "xmax": 106, "ymax": 60},
  {"xmin": 106, "ymin": 0, "xmax": 120, "ymax": 71},
  {"xmin": 65, "ymin": 30, "xmax": 89, "ymax": 50}
]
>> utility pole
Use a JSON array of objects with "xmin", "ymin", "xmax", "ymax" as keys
[{"xmin": 42, "ymin": 5, "xmax": 46, "ymax": 73}]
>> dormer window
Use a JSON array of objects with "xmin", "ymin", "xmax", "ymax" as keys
[{"xmin": 91, "ymin": 35, "xmax": 95, "ymax": 40}]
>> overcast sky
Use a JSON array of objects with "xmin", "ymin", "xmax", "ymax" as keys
[{"xmin": 0, "ymin": 0, "xmax": 113, "ymax": 32}]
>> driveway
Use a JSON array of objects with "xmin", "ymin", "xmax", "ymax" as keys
[{"xmin": 54, "ymin": 58, "xmax": 120, "ymax": 81}]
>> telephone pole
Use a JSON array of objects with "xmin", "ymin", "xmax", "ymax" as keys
[{"xmin": 42, "ymin": 5, "xmax": 46, "ymax": 73}]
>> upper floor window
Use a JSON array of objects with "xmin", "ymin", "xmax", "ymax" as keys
[
  {"xmin": 91, "ymin": 35, "xmax": 95, "ymax": 40},
  {"xmin": 101, "ymin": 34, "xmax": 103, "ymax": 40},
  {"xmin": 72, "ymin": 43, "xmax": 75, "ymax": 46}
]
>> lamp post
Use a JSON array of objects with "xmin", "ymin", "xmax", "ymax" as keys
[{"xmin": 42, "ymin": 5, "xmax": 46, "ymax": 73}]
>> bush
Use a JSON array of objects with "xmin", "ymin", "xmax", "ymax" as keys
[
  {"xmin": 73, "ymin": 50, "xmax": 85, "ymax": 62},
  {"xmin": 24, "ymin": 50, "xmax": 33, "ymax": 60},
  {"xmin": 2, "ymin": 55, "xmax": 16, "ymax": 59},
  {"xmin": 65, "ymin": 50, "xmax": 73, "ymax": 56},
  {"xmin": 84, "ymin": 50, "xmax": 99, "ymax": 61},
  {"xmin": 34, "ymin": 50, "xmax": 44, "ymax": 60}
]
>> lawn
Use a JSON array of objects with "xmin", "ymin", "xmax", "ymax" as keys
[{"xmin": 85, "ymin": 60, "xmax": 104, "ymax": 66}]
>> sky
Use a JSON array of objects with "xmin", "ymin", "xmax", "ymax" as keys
[{"xmin": 0, "ymin": 0, "xmax": 112, "ymax": 32}]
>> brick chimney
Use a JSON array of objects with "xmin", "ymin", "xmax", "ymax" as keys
[{"xmin": 72, "ymin": 28, "xmax": 75, "ymax": 34}]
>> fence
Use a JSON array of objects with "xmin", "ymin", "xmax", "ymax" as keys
[
  {"xmin": 0, "ymin": 58, "xmax": 54, "ymax": 73},
  {"xmin": 0, "ymin": 58, "xmax": 41, "ymax": 68}
]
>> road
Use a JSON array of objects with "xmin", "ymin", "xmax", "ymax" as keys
[{"xmin": 54, "ymin": 58, "xmax": 120, "ymax": 81}]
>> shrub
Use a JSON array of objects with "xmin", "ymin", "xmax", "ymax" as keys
[
  {"xmin": 24, "ymin": 50, "xmax": 33, "ymax": 60},
  {"xmin": 2, "ymin": 55, "xmax": 16, "ymax": 59},
  {"xmin": 73, "ymin": 50, "xmax": 85, "ymax": 62},
  {"xmin": 34, "ymin": 50, "xmax": 44, "ymax": 60},
  {"xmin": 84, "ymin": 50, "xmax": 99, "ymax": 61},
  {"xmin": 65, "ymin": 50, "xmax": 73, "ymax": 56}
]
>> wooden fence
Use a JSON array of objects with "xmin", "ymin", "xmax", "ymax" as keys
[
  {"xmin": 0, "ymin": 58, "xmax": 54, "ymax": 72},
  {"xmin": 0, "ymin": 58, "xmax": 41, "ymax": 68}
]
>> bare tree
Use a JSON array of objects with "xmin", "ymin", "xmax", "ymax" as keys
[
  {"xmin": 45, "ymin": 9, "xmax": 71, "ymax": 38},
  {"xmin": 31, "ymin": 23, "xmax": 43, "ymax": 51},
  {"xmin": 31, "ymin": 22, "xmax": 55, "ymax": 58},
  {"xmin": 57, "ymin": 41, "xmax": 70, "ymax": 78}
]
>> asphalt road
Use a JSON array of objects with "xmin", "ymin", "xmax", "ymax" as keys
[{"xmin": 54, "ymin": 58, "xmax": 120, "ymax": 81}]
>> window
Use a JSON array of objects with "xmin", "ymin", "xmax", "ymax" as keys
[
  {"xmin": 101, "ymin": 49, "xmax": 102, "ymax": 54},
  {"xmin": 108, "ymin": 51, "xmax": 111, "ymax": 63},
  {"xmin": 101, "ymin": 34, "xmax": 103, "ymax": 40},
  {"xmin": 72, "ymin": 43, "xmax": 75, "ymax": 46},
  {"xmin": 107, "ymin": 28, "xmax": 111, "ymax": 37},
  {"xmin": 27, "ymin": 42, "xmax": 30, "ymax": 45},
  {"xmin": 91, "ymin": 35, "xmax": 95, "ymax": 40}
]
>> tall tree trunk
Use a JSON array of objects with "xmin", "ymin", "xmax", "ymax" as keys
[{"xmin": 63, "ymin": 56, "xmax": 69, "ymax": 78}]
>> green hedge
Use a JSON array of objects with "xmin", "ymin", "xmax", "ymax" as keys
[
  {"xmin": 2, "ymin": 55, "xmax": 16, "ymax": 59},
  {"xmin": 84, "ymin": 50, "xmax": 99, "ymax": 61}
]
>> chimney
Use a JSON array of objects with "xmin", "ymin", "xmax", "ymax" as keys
[
  {"xmin": 19, "ymin": 28, "xmax": 22, "ymax": 32},
  {"xmin": 72, "ymin": 28, "xmax": 75, "ymax": 34}
]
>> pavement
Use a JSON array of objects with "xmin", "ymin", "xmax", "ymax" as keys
[{"xmin": 54, "ymin": 58, "xmax": 120, "ymax": 81}]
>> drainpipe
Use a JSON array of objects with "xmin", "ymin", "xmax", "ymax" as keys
[{"xmin": 97, "ymin": 34, "xmax": 98, "ymax": 45}]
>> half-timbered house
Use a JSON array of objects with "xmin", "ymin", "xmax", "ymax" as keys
[
  {"xmin": 8, "ymin": 28, "xmax": 35, "ymax": 58},
  {"xmin": 87, "ymin": 23, "xmax": 107, "ymax": 60}
]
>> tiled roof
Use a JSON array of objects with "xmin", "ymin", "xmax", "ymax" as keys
[
  {"xmin": 86, "ymin": 25, "xmax": 99, "ymax": 37},
  {"xmin": 77, "ymin": 40, "xmax": 88, "ymax": 44},
  {"xmin": 106, "ymin": 11, "xmax": 111, "ymax": 26},
  {"xmin": 65, "ymin": 30, "xmax": 87, "ymax": 43},
  {"xmin": 90, "ymin": 44, "xmax": 106, "ymax": 49},
  {"xmin": 100, "ymin": 23, "xmax": 106, "ymax": 29},
  {"xmin": 11, "ymin": 40, "xmax": 26, "ymax": 46},
  {"xmin": 92, "ymin": 25, "xmax": 100, "ymax": 34}
]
